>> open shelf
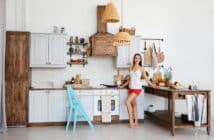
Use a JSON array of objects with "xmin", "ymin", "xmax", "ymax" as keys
[{"xmin": 145, "ymin": 110, "xmax": 208, "ymax": 128}]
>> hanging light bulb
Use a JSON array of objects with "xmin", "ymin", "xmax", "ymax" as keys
[
  {"xmin": 113, "ymin": 0, "xmax": 131, "ymax": 46},
  {"xmin": 102, "ymin": 2, "xmax": 120, "ymax": 23}
]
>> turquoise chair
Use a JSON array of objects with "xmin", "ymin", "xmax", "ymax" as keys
[{"xmin": 66, "ymin": 85, "xmax": 94, "ymax": 131}]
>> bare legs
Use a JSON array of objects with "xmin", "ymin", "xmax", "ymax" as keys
[
  {"xmin": 125, "ymin": 93, "xmax": 138, "ymax": 128},
  {"xmin": 132, "ymin": 98, "xmax": 138, "ymax": 126}
]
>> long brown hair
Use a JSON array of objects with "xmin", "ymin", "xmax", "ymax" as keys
[{"xmin": 133, "ymin": 53, "xmax": 142, "ymax": 66}]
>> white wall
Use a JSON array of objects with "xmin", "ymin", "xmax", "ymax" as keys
[
  {"xmin": 6, "ymin": 0, "xmax": 214, "ymax": 127},
  {"xmin": 6, "ymin": 0, "xmax": 26, "ymax": 30}
]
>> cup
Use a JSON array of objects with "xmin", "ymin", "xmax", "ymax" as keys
[
  {"xmin": 53, "ymin": 26, "xmax": 58, "ymax": 33},
  {"xmin": 60, "ymin": 26, "xmax": 65, "ymax": 33},
  {"xmin": 80, "ymin": 38, "xmax": 85, "ymax": 43},
  {"xmin": 75, "ymin": 36, "xmax": 79, "ymax": 43},
  {"xmin": 69, "ymin": 36, "xmax": 73, "ymax": 43}
]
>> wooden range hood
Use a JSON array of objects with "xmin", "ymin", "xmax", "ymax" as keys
[{"xmin": 89, "ymin": 5, "xmax": 116, "ymax": 56}]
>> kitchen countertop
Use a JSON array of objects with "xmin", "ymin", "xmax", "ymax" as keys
[{"xmin": 30, "ymin": 87, "xmax": 127, "ymax": 90}]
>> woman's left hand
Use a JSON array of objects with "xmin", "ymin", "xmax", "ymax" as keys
[{"xmin": 150, "ymin": 83, "xmax": 157, "ymax": 88}]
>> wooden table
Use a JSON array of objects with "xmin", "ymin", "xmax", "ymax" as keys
[{"xmin": 144, "ymin": 86, "xmax": 211, "ymax": 136}]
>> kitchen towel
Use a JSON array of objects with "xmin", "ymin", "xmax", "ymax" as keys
[
  {"xmin": 101, "ymin": 96, "xmax": 111, "ymax": 123},
  {"xmin": 185, "ymin": 94, "xmax": 207, "ymax": 127}
]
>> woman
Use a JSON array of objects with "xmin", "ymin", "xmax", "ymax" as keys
[{"xmin": 119, "ymin": 53, "xmax": 156, "ymax": 128}]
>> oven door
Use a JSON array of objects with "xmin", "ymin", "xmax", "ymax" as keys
[{"xmin": 93, "ymin": 96, "xmax": 119, "ymax": 116}]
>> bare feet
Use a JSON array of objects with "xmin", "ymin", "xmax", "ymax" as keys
[
  {"xmin": 129, "ymin": 119, "xmax": 134, "ymax": 128},
  {"xmin": 133, "ymin": 119, "xmax": 138, "ymax": 126},
  {"xmin": 129, "ymin": 123, "xmax": 135, "ymax": 128}
]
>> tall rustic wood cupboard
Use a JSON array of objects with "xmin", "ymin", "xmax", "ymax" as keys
[{"xmin": 5, "ymin": 31, "xmax": 31, "ymax": 126}]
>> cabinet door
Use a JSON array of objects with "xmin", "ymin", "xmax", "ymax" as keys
[
  {"xmin": 29, "ymin": 91, "xmax": 49, "ymax": 123},
  {"xmin": 30, "ymin": 34, "xmax": 49, "ymax": 66},
  {"xmin": 77, "ymin": 90, "xmax": 94, "ymax": 121},
  {"xmin": 137, "ymin": 93, "xmax": 144, "ymax": 119},
  {"xmin": 116, "ymin": 36, "xmax": 141, "ymax": 68},
  {"xmin": 116, "ymin": 46, "xmax": 130, "ymax": 68},
  {"xmin": 129, "ymin": 36, "xmax": 141, "ymax": 65},
  {"xmin": 119, "ymin": 89, "xmax": 129, "ymax": 120},
  {"xmin": 6, "ymin": 32, "xmax": 30, "ymax": 125},
  {"xmin": 48, "ymin": 91, "xmax": 68, "ymax": 122},
  {"xmin": 119, "ymin": 89, "xmax": 144, "ymax": 120},
  {"xmin": 49, "ymin": 35, "xmax": 66, "ymax": 66}
]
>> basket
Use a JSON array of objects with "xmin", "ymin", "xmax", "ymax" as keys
[{"xmin": 119, "ymin": 27, "xmax": 136, "ymax": 35}]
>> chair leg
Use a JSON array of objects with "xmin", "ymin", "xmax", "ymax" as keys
[
  {"xmin": 87, "ymin": 119, "xmax": 94, "ymax": 129},
  {"xmin": 73, "ymin": 109, "xmax": 77, "ymax": 132},
  {"xmin": 66, "ymin": 108, "xmax": 72, "ymax": 131},
  {"xmin": 82, "ymin": 111, "xmax": 94, "ymax": 129}
]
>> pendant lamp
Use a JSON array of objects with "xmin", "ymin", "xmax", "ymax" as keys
[
  {"xmin": 102, "ymin": 2, "xmax": 120, "ymax": 23},
  {"xmin": 113, "ymin": 0, "xmax": 131, "ymax": 46}
]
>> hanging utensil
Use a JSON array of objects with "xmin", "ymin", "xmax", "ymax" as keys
[
  {"xmin": 144, "ymin": 41, "xmax": 147, "ymax": 51},
  {"xmin": 157, "ymin": 40, "xmax": 165, "ymax": 64},
  {"xmin": 153, "ymin": 41, "xmax": 158, "ymax": 54}
]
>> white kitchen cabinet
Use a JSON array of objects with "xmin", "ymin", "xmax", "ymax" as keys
[
  {"xmin": 29, "ymin": 91, "xmax": 49, "ymax": 123},
  {"xmin": 30, "ymin": 34, "xmax": 49, "ymax": 66},
  {"xmin": 30, "ymin": 33, "xmax": 67, "ymax": 68},
  {"xmin": 77, "ymin": 90, "xmax": 94, "ymax": 121},
  {"xmin": 29, "ymin": 90, "xmax": 93, "ymax": 123},
  {"xmin": 116, "ymin": 36, "xmax": 141, "ymax": 68},
  {"xmin": 48, "ymin": 34, "xmax": 67, "ymax": 65},
  {"xmin": 48, "ymin": 91, "xmax": 68, "ymax": 122},
  {"xmin": 119, "ymin": 89, "xmax": 144, "ymax": 120}
]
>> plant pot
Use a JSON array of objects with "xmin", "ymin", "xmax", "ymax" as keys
[{"xmin": 165, "ymin": 81, "xmax": 172, "ymax": 87}]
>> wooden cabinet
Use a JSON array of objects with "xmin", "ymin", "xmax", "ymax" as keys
[
  {"xmin": 119, "ymin": 89, "xmax": 144, "ymax": 120},
  {"xmin": 30, "ymin": 33, "xmax": 67, "ymax": 68},
  {"xmin": 90, "ymin": 6, "xmax": 116, "ymax": 56},
  {"xmin": 90, "ymin": 33, "xmax": 116, "ymax": 56},
  {"xmin": 5, "ymin": 31, "xmax": 31, "ymax": 126},
  {"xmin": 116, "ymin": 36, "xmax": 141, "ymax": 68}
]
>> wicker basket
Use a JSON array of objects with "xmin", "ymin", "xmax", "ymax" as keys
[{"xmin": 119, "ymin": 27, "xmax": 136, "ymax": 35}]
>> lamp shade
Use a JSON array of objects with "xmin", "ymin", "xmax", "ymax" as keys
[
  {"xmin": 113, "ymin": 31, "xmax": 131, "ymax": 46},
  {"xmin": 102, "ymin": 2, "xmax": 120, "ymax": 23}
]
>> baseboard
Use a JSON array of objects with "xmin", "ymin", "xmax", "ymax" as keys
[{"xmin": 28, "ymin": 119, "xmax": 144, "ymax": 127}]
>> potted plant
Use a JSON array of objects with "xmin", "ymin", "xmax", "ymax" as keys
[{"xmin": 163, "ymin": 67, "xmax": 173, "ymax": 87}]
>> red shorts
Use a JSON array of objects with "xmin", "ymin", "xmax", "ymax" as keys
[{"xmin": 128, "ymin": 88, "xmax": 142, "ymax": 96}]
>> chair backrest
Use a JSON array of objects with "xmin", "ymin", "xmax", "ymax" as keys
[
  {"xmin": 66, "ymin": 85, "xmax": 85, "ymax": 110},
  {"xmin": 66, "ymin": 85, "xmax": 75, "ymax": 107}
]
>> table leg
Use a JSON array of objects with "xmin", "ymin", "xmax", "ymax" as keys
[
  {"xmin": 207, "ymin": 92, "xmax": 211, "ymax": 135},
  {"xmin": 168, "ymin": 98, "xmax": 171, "ymax": 114},
  {"xmin": 171, "ymin": 95, "xmax": 175, "ymax": 136}
]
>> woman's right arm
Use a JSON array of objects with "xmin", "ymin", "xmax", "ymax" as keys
[
  {"xmin": 119, "ymin": 79, "xmax": 130, "ymax": 88},
  {"xmin": 119, "ymin": 67, "xmax": 131, "ymax": 88}
]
